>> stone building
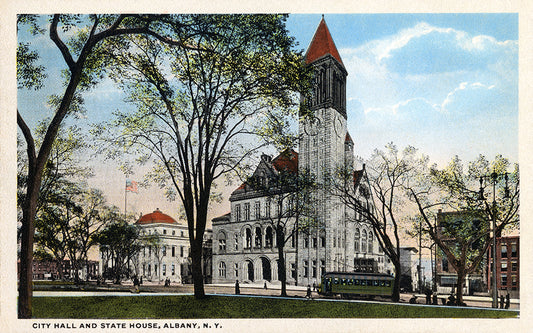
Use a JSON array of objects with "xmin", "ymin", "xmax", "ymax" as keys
[
  {"xmin": 132, "ymin": 209, "xmax": 212, "ymax": 284},
  {"xmin": 211, "ymin": 18, "xmax": 388, "ymax": 286}
]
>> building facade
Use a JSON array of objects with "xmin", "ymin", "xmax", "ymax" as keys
[
  {"xmin": 488, "ymin": 236, "xmax": 519, "ymax": 298},
  {"xmin": 211, "ymin": 18, "xmax": 388, "ymax": 286}
]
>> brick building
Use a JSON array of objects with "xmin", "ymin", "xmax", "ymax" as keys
[{"xmin": 488, "ymin": 236, "xmax": 519, "ymax": 298}]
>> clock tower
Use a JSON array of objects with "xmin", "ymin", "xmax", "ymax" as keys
[{"xmin": 298, "ymin": 17, "xmax": 353, "ymax": 281}]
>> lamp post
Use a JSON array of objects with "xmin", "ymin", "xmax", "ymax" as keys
[{"xmin": 479, "ymin": 172, "xmax": 510, "ymax": 308}]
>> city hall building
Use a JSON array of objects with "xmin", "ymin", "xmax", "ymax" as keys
[{"xmin": 211, "ymin": 18, "xmax": 389, "ymax": 286}]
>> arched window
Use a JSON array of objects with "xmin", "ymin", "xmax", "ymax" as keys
[
  {"xmin": 368, "ymin": 231, "xmax": 373, "ymax": 254},
  {"xmin": 245, "ymin": 228, "xmax": 252, "ymax": 249},
  {"xmin": 255, "ymin": 227, "xmax": 262, "ymax": 248},
  {"xmin": 218, "ymin": 262, "xmax": 226, "ymax": 278},
  {"xmin": 265, "ymin": 227, "xmax": 273, "ymax": 248},
  {"xmin": 354, "ymin": 228, "xmax": 360, "ymax": 252},
  {"xmin": 362, "ymin": 229, "xmax": 367, "ymax": 253},
  {"xmin": 218, "ymin": 232, "xmax": 226, "ymax": 253}
]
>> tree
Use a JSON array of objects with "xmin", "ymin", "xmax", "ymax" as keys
[
  {"xmin": 17, "ymin": 14, "xmax": 199, "ymax": 317},
  {"xmin": 246, "ymin": 150, "xmax": 316, "ymax": 296},
  {"xmin": 93, "ymin": 14, "xmax": 311, "ymax": 299},
  {"xmin": 327, "ymin": 144, "xmax": 429, "ymax": 302},
  {"xmin": 143, "ymin": 233, "xmax": 164, "ymax": 282},
  {"xmin": 94, "ymin": 218, "xmax": 141, "ymax": 284},
  {"xmin": 408, "ymin": 154, "xmax": 519, "ymax": 305}
]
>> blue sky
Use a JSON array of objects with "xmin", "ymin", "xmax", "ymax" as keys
[{"xmin": 17, "ymin": 14, "xmax": 519, "ymax": 223}]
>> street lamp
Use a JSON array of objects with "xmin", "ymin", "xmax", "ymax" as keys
[{"xmin": 479, "ymin": 172, "xmax": 510, "ymax": 308}]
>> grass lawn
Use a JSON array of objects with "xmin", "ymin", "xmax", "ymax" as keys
[{"xmin": 32, "ymin": 295, "xmax": 518, "ymax": 319}]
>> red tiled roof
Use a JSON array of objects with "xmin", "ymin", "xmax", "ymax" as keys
[
  {"xmin": 272, "ymin": 149, "xmax": 298, "ymax": 173},
  {"xmin": 305, "ymin": 17, "xmax": 344, "ymax": 66},
  {"xmin": 136, "ymin": 208, "xmax": 177, "ymax": 225}
]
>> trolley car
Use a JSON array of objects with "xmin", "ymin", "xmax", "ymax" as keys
[{"xmin": 318, "ymin": 272, "xmax": 395, "ymax": 298}]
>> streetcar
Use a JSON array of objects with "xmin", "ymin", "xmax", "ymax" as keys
[{"xmin": 318, "ymin": 272, "xmax": 395, "ymax": 298}]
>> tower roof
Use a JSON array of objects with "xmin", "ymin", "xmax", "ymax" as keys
[{"xmin": 305, "ymin": 17, "xmax": 344, "ymax": 66}]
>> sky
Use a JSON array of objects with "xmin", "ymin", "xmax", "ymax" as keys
[{"xmin": 16, "ymin": 14, "xmax": 519, "ymax": 228}]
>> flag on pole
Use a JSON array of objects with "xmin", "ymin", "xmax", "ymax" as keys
[{"xmin": 126, "ymin": 179, "xmax": 138, "ymax": 193}]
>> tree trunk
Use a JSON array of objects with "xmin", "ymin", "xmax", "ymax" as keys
[
  {"xmin": 392, "ymin": 259, "xmax": 401, "ymax": 302},
  {"xmin": 455, "ymin": 267, "xmax": 466, "ymax": 305},
  {"xmin": 190, "ymin": 239, "xmax": 205, "ymax": 298},
  {"xmin": 18, "ymin": 198, "xmax": 37, "ymax": 318},
  {"xmin": 277, "ymin": 237, "xmax": 287, "ymax": 297}
]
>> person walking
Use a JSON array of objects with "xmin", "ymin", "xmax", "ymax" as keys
[
  {"xmin": 235, "ymin": 280, "xmax": 240, "ymax": 295},
  {"xmin": 133, "ymin": 276, "xmax": 140, "ymax": 293},
  {"xmin": 505, "ymin": 293, "xmax": 510, "ymax": 309},
  {"xmin": 313, "ymin": 281, "xmax": 317, "ymax": 292},
  {"xmin": 500, "ymin": 294, "xmax": 505, "ymax": 309},
  {"xmin": 306, "ymin": 285, "xmax": 312, "ymax": 299},
  {"xmin": 425, "ymin": 288, "xmax": 432, "ymax": 305}
]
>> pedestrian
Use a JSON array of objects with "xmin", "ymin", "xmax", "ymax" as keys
[
  {"xmin": 505, "ymin": 293, "xmax": 510, "ymax": 309},
  {"xmin": 500, "ymin": 294, "xmax": 505, "ymax": 309},
  {"xmin": 264, "ymin": 281, "xmax": 267, "ymax": 289},
  {"xmin": 235, "ymin": 280, "xmax": 240, "ymax": 295},
  {"xmin": 447, "ymin": 293, "xmax": 455, "ymax": 306},
  {"xmin": 313, "ymin": 281, "xmax": 317, "ymax": 291},
  {"xmin": 425, "ymin": 288, "xmax": 432, "ymax": 305},
  {"xmin": 133, "ymin": 276, "xmax": 140, "ymax": 293},
  {"xmin": 306, "ymin": 285, "xmax": 312, "ymax": 299},
  {"xmin": 432, "ymin": 292, "xmax": 438, "ymax": 305}
]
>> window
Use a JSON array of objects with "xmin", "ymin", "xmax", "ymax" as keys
[
  {"xmin": 511, "ymin": 261, "xmax": 517, "ymax": 271},
  {"xmin": 501, "ymin": 262, "xmax": 507, "ymax": 271},
  {"xmin": 304, "ymin": 237, "xmax": 309, "ymax": 248},
  {"xmin": 312, "ymin": 260, "xmax": 317, "ymax": 278},
  {"xmin": 361, "ymin": 230, "xmax": 367, "ymax": 253},
  {"xmin": 245, "ymin": 228, "xmax": 252, "ymax": 249},
  {"xmin": 291, "ymin": 263, "xmax": 297, "ymax": 279},
  {"xmin": 172, "ymin": 246, "xmax": 175, "ymax": 257},
  {"xmin": 368, "ymin": 232, "xmax": 373, "ymax": 254},
  {"xmin": 172, "ymin": 230, "xmax": 175, "ymax": 236},
  {"xmin": 354, "ymin": 228, "xmax": 360, "ymax": 252},
  {"xmin": 219, "ymin": 239, "xmax": 226, "ymax": 252},
  {"xmin": 501, "ymin": 274, "xmax": 507, "ymax": 286},
  {"xmin": 442, "ymin": 256, "xmax": 449, "ymax": 272},
  {"xmin": 162, "ymin": 246, "xmax": 167, "ymax": 256},
  {"xmin": 303, "ymin": 260, "xmax": 309, "ymax": 278},
  {"xmin": 162, "ymin": 264, "xmax": 166, "ymax": 276},
  {"xmin": 255, "ymin": 227, "xmax": 262, "ymax": 248},
  {"xmin": 512, "ymin": 275, "xmax": 517, "ymax": 286},
  {"xmin": 320, "ymin": 260, "xmax": 325, "ymax": 276},
  {"xmin": 312, "ymin": 238, "xmax": 317, "ymax": 248},
  {"xmin": 265, "ymin": 201, "xmax": 271, "ymax": 218},
  {"xmin": 255, "ymin": 202, "xmax": 261, "ymax": 220},
  {"xmin": 321, "ymin": 236, "xmax": 326, "ymax": 248},
  {"xmin": 147, "ymin": 245, "xmax": 151, "ymax": 257},
  {"xmin": 265, "ymin": 227, "xmax": 273, "ymax": 248},
  {"xmin": 171, "ymin": 264, "xmax": 175, "ymax": 275},
  {"xmin": 235, "ymin": 263, "xmax": 239, "ymax": 277},
  {"xmin": 163, "ymin": 229, "xmax": 167, "ymax": 235},
  {"xmin": 235, "ymin": 234, "xmax": 239, "ymax": 250},
  {"xmin": 244, "ymin": 203, "xmax": 250, "ymax": 220},
  {"xmin": 511, "ymin": 243, "xmax": 517, "ymax": 257},
  {"xmin": 218, "ymin": 262, "xmax": 226, "ymax": 278},
  {"xmin": 180, "ymin": 246, "xmax": 184, "ymax": 257},
  {"xmin": 181, "ymin": 231, "xmax": 184, "ymax": 237},
  {"xmin": 501, "ymin": 245, "xmax": 507, "ymax": 258},
  {"xmin": 235, "ymin": 204, "xmax": 241, "ymax": 222}
]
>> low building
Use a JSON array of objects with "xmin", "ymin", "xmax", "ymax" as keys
[{"xmin": 27, "ymin": 259, "xmax": 99, "ymax": 281}]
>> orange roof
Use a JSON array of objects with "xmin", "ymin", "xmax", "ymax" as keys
[
  {"xmin": 272, "ymin": 149, "xmax": 298, "ymax": 173},
  {"xmin": 136, "ymin": 208, "xmax": 177, "ymax": 225},
  {"xmin": 305, "ymin": 17, "xmax": 344, "ymax": 66}
]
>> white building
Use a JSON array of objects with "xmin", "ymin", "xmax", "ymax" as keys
[{"xmin": 211, "ymin": 18, "xmax": 389, "ymax": 286}]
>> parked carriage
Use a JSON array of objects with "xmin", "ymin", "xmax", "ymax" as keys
[{"xmin": 318, "ymin": 272, "xmax": 395, "ymax": 298}]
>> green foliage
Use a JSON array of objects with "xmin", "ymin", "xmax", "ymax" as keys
[{"xmin": 17, "ymin": 43, "xmax": 47, "ymax": 90}]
